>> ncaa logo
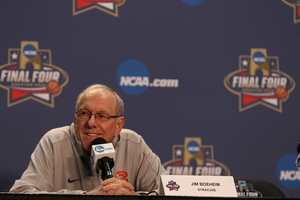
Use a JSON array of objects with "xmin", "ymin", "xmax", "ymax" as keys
[
  {"xmin": 187, "ymin": 141, "xmax": 200, "ymax": 155},
  {"xmin": 23, "ymin": 44, "xmax": 37, "ymax": 58},
  {"xmin": 163, "ymin": 137, "xmax": 230, "ymax": 176},
  {"xmin": 95, "ymin": 146, "xmax": 105, "ymax": 153},
  {"xmin": 116, "ymin": 59, "xmax": 179, "ymax": 95},
  {"xmin": 276, "ymin": 154, "xmax": 300, "ymax": 189},
  {"xmin": 0, "ymin": 41, "xmax": 69, "ymax": 108},
  {"xmin": 239, "ymin": 181, "xmax": 246, "ymax": 188},
  {"xmin": 223, "ymin": 48, "xmax": 295, "ymax": 112},
  {"xmin": 253, "ymin": 51, "xmax": 265, "ymax": 65},
  {"xmin": 117, "ymin": 59, "xmax": 149, "ymax": 95}
]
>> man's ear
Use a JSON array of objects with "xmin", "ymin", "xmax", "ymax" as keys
[
  {"xmin": 74, "ymin": 112, "xmax": 77, "ymax": 124},
  {"xmin": 114, "ymin": 116, "xmax": 124, "ymax": 137}
]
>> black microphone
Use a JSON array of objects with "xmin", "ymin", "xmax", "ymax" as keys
[
  {"xmin": 297, "ymin": 143, "xmax": 300, "ymax": 154},
  {"xmin": 91, "ymin": 138, "xmax": 115, "ymax": 180}
]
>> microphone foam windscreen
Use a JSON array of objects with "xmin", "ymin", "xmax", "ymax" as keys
[{"xmin": 92, "ymin": 138, "xmax": 107, "ymax": 146}]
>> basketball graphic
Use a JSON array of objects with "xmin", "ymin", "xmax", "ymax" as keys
[
  {"xmin": 47, "ymin": 81, "xmax": 60, "ymax": 94},
  {"xmin": 275, "ymin": 86, "xmax": 287, "ymax": 99}
]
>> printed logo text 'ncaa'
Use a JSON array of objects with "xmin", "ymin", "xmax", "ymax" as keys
[
  {"xmin": 117, "ymin": 59, "xmax": 179, "ymax": 95},
  {"xmin": 277, "ymin": 154, "xmax": 300, "ymax": 189}
]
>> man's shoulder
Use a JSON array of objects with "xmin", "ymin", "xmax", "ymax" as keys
[
  {"xmin": 41, "ymin": 125, "xmax": 71, "ymax": 144},
  {"xmin": 119, "ymin": 128, "xmax": 143, "ymax": 143},
  {"xmin": 117, "ymin": 129, "xmax": 154, "ymax": 156}
]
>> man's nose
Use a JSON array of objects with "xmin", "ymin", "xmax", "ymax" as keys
[{"xmin": 87, "ymin": 114, "xmax": 97, "ymax": 127}]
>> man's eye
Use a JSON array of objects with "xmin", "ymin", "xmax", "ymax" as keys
[
  {"xmin": 81, "ymin": 111, "xmax": 89, "ymax": 116},
  {"xmin": 98, "ymin": 114, "xmax": 108, "ymax": 119}
]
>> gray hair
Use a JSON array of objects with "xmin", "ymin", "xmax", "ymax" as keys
[{"xmin": 75, "ymin": 84, "xmax": 124, "ymax": 116}]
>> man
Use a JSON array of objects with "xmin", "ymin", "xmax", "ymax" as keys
[{"xmin": 9, "ymin": 84, "xmax": 168, "ymax": 195}]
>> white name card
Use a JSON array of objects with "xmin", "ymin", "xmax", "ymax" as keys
[{"xmin": 160, "ymin": 175, "xmax": 237, "ymax": 197}]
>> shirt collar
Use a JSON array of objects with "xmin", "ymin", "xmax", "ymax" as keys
[{"xmin": 70, "ymin": 123, "xmax": 88, "ymax": 156}]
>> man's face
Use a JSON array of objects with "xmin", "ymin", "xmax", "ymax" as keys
[{"xmin": 74, "ymin": 89, "xmax": 124, "ymax": 153}]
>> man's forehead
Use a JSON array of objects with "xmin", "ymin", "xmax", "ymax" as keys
[
  {"xmin": 83, "ymin": 88, "xmax": 114, "ymax": 100},
  {"xmin": 79, "ymin": 89, "xmax": 116, "ymax": 110}
]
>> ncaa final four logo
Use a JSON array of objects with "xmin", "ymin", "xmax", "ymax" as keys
[
  {"xmin": 0, "ymin": 41, "xmax": 69, "ymax": 107},
  {"xmin": 224, "ymin": 48, "xmax": 295, "ymax": 113},
  {"xmin": 73, "ymin": 0, "xmax": 125, "ymax": 17},
  {"xmin": 162, "ymin": 137, "xmax": 230, "ymax": 176}
]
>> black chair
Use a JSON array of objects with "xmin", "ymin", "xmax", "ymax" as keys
[{"xmin": 234, "ymin": 177, "xmax": 285, "ymax": 198}]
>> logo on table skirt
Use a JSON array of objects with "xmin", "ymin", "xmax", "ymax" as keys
[{"xmin": 235, "ymin": 180, "xmax": 262, "ymax": 197}]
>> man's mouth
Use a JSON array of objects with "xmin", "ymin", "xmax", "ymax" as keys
[
  {"xmin": 87, "ymin": 133, "xmax": 99, "ymax": 136},
  {"xmin": 85, "ymin": 132, "xmax": 102, "ymax": 137}
]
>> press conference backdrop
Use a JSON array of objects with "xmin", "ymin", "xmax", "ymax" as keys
[{"xmin": 0, "ymin": 0, "xmax": 299, "ymax": 198}]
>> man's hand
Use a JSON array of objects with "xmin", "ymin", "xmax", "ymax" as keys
[
  {"xmin": 85, "ymin": 174, "xmax": 138, "ymax": 195},
  {"xmin": 102, "ymin": 174, "xmax": 138, "ymax": 195}
]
